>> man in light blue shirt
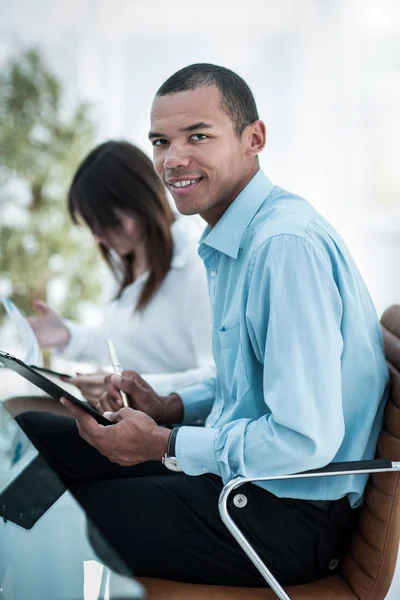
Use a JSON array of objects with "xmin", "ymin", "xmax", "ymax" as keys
[
  {"xmin": 18, "ymin": 63, "xmax": 388, "ymax": 588},
  {"xmin": 174, "ymin": 168, "xmax": 388, "ymax": 508}
]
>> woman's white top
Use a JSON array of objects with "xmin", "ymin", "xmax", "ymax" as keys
[{"xmin": 57, "ymin": 217, "xmax": 215, "ymax": 395}]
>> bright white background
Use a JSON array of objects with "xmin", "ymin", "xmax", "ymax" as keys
[
  {"xmin": 1, "ymin": 0, "xmax": 400, "ymax": 314},
  {"xmin": 1, "ymin": 1, "xmax": 400, "ymax": 598}
]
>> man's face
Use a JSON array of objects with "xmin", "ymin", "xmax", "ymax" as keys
[{"xmin": 150, "ymin": 85, "xmax": 264, "ymax": 225}]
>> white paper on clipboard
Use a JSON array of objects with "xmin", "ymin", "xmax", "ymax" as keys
[{"xmin": 0, "ymin": 296, "xmax": 43, "ymax": 367}]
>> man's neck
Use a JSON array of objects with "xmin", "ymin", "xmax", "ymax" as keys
[{"xmin": 201, "ymin": 163, "xmax": 260, "ymax": 228}]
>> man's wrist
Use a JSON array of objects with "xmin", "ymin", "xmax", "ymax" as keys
[
  {"xmin": 159, "ymin": 392, "xmax": 184, "ymax": 425},
  {"xmin": 151, "ymin": 426, "xmax": 171, "ymax": 460}
]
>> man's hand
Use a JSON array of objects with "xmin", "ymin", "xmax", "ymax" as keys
[
  {"xmin": 60, "ymin": 397, "xmax": 171, "ymax": 466},
  {"xmin": 98, "ymin": 371, "xmax": 183, "ymax": 425},
  {"xmin": 67, "ymin": 372, "xmax": 108, "ymax": 407}
]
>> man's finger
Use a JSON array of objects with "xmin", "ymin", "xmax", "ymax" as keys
[
  {"xmin": 98, "ymin": 390, "xmax": 121, "ymax": 413},
  {"xmin": 111, "ymin": 374, "xmax": 143, "ymax": 394},
  {"xmin": 114, "ymin": 407, "xmax": 139, "ymax": 419},
  {"xmin": 103, "ymin": 411, "xmax": 121, "ymax": 423},
  {"xmin": 109, "ymin": 375, "xmax": 134, "ymax": 406},
  {"xmin": 97, "ymin": 399, "xmax": 114, "ymax": 414},
  {"xmin": 104, "ymin": 373, "xmax": 113, "ymax": 385},
  {"xmin": 103, "ymin": 390, "xmax": 123, "ymax": 409},
  {"xmin": 60, "ymin": 397, "xmax": 101, "ymax": 433},
  {"xmin": 103, "ymin": 407, "xmax": 136, "ymax": 422},
  {"xmin": 108, "ymin": 396, "xmax": 122, "ymax": 410},
  {"xmin": 105, "ymin": 377, "xmax": 124, "ymax": 402}
]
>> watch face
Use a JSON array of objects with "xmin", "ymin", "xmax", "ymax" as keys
[{"xmin": 162, "ymin": 456, "xmax": 183, "ymax": 472}]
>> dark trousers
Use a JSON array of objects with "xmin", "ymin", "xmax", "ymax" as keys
[{"xmin": 17, "ymin": 412, "xmax": 357, "ymax": 587}]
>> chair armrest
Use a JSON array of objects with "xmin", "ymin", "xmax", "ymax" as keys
[
  {"xmin": 220, "ymin": 458, "xmax": 400, "ymax": 500},
  {"xmin": 300, "ymin": 457, "xmax": 397, "ymax": 475},
  {"xmin": 218, "ymin": 458, "xmax": 400, "ymax": 600}
]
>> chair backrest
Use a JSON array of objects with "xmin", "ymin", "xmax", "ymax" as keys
[{"xmin": 341, "ymin": 305, "xmax": 400, "ymax": 600}]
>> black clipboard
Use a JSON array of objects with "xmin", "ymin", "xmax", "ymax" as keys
[{"xmin": 0, "ymin": 350, "xmax": 111, "ymax": 426}]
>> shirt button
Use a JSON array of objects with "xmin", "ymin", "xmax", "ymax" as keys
[
  {"xmin": 210, "ymin": 270, "xmax": 216, "ymax": 278},
  {"xmin": 233, "ymin": 494, "xmax": 248, "ymax": 508}
]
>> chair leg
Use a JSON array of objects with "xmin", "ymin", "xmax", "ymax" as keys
[
  {"xmin": 218, "ymin": 482, "xmax": 292, "ymax": 600},
  {"xmin": 98, "ymin": 565, "xmax": 109, "ymax": 598}
]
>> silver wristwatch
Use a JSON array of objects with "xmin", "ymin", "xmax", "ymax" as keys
[{"xmin": 162, "ymin": 427, "xmax": 183, "ymax": 472}]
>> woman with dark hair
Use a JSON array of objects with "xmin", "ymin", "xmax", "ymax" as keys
[{"xmin": 26, "ymin": 140, "xmax": 214, "ymax": 407}]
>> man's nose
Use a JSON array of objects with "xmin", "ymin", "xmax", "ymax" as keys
[{"xmin": 163, "ymin": 144, "xmax": 190, "ymax": 170}]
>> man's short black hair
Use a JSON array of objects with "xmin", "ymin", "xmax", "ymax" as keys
[{"xmin": 156, "ymin": 63, "xmax": 259, "ymax": 137}]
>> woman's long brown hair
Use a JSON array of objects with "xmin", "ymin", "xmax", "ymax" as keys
[{"xmin": 68, "ymin": 140, "xmax": 174, "ymax": 311}]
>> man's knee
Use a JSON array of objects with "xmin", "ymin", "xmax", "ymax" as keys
[{"xmin": 15, "ymin": 409, "xmax": 45, "ymax": 434}]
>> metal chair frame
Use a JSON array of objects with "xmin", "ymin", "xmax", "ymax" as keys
[{"xmin": 218, "ymin": 459, "xmax": 400, "ymax": 600}]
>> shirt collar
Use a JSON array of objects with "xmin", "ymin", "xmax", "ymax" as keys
[{"xmin": 199, "ymin": 169, "xmax": 274, "ymax": 259}]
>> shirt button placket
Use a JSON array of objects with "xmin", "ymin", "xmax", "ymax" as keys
[{"xmin": 209, "ymin": 256, "xmax": 218, "ymax": 311}]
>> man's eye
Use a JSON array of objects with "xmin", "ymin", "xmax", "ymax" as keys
[
  {"xmin": 153, "ymin": 139, "xmax": 167, "ymax": 147},
  {"xmin": 191, "ymin": 134, "xmax": 208, "ymax": 141}
]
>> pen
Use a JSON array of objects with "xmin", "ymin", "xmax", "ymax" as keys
[{"xmin": 106, "ymin": 339, "xmax": 129, "ymax": 408}]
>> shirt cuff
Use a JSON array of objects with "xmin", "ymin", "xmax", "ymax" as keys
[
  {"xmin": 179, "ymin": 380, "xmax": 215, "ymax": 424},
  {"xmin": 54, "ymin": 320, "xmax": 87, "ymax": 361},
  {"xmin": 142, "ymin": 373, "xmax": 177, "ymax": 397},
  {"xmin": 175, "ymin": 425, "xmax": 219, "ymax": 476}
]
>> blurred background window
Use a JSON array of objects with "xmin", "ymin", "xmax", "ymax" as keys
[{"xmin": 1, "ymin": 1, "xmax": 400, "ymax": 595}]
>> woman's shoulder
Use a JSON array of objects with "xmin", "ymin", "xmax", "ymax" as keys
[
  {"xmin": 170, "ymin": 215, "xmax": 205, "ymax": 269},
  {"xmin": 171, "ymin": 214, "xmax": 205, "ymax": 241}
]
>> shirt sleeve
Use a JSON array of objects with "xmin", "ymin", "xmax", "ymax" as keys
[
  {"xmin": 54, "ymin": 319, "xmax": 111, "ymax": 365},
  {"xmin": 177, "ymin": 377, "xmax": 217, "ymax": 424},
  {"xmin": 142, "ymin": 364, "xmax": 216, "ymax": 398},
  {"xmin": 175, "ymin": 235, "xmax": 345, "ymax": 480}
]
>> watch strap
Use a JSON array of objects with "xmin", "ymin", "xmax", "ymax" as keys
[{"xmin": 167, "ymin": 427, "xmax": 180, "ymax": 458}]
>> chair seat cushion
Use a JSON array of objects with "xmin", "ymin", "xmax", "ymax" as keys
[{"xmin": 138, "ymin": 574, "xmax": 358, "ymax": 599}]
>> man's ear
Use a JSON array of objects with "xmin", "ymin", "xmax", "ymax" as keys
[{"xmin": 244, "ymin": 120, "xmax": 266, "ymax": 157}]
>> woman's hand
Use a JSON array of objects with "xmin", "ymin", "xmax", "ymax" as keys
[
  {"xmin": 28, "ymin": 300, "xmax": 70, "ymax": 348},
  {"xmin": 67, "ymin": 372, "xmax": 109, "ymax": 407}
]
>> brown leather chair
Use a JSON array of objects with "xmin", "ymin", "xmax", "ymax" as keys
[{"xmin": 138, "ymin": 305, "xmax": 400, "ymax": 599}]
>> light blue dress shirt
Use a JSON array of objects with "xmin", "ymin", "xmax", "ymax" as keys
[{"xmin": 176, "ymin": 169, "xmax": 388, "ymax": 507}]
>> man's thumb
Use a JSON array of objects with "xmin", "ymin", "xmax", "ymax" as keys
[{"xmin": 103, "ymin": 411, "xmax": 120, "ymax": 423}]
